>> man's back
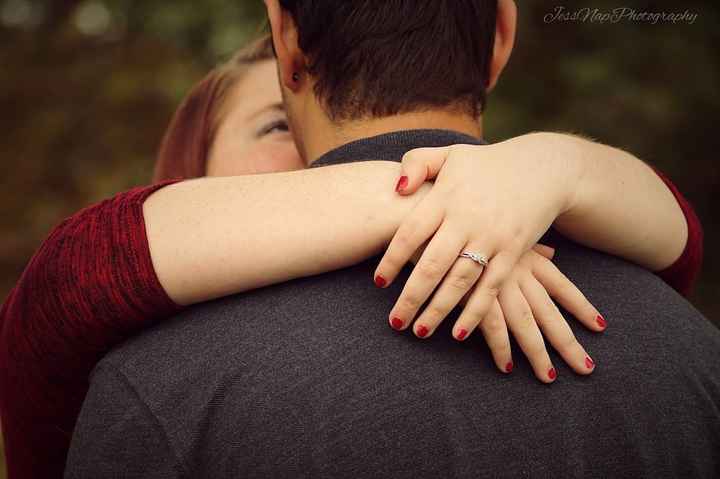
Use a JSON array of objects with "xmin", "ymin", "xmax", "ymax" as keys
[{"xmin": 66, "ymin": 132, "xmax": 720, "ymax": 479}]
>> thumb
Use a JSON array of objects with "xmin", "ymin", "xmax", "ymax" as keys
[{"xmin": 394, "ymin": 146, "xmax": 453, "ymax": 195}]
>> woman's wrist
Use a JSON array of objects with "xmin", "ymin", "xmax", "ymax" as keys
[
  {"xmin": 504, "ymin": 132, "xmax": 587, "ymax": 218},
  {"xmin": 313, "ymin": 160, "xmax": 432, "ymax": 241},
  {"xmin": 363, "ymin": 160, "xmax": 432, "ymax": 226},
  {"xmin": 144, "ymin": 160, "xmax": 431, "ymax": 305},
  {"xmin": 547, "ymin": 133, "xmax": 688, "ymax": 271}
]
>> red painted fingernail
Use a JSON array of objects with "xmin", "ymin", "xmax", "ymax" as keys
[
  {"xmin": 417, "ymin": 325, "xmax": 429, "ymax": 338},
  {"xmin": 374, "ymin": 275, "xmax": 386, "ymax": 288},
  {"xmin": 548, "ymin": 367, "xmax": 557, "ymax": 380},
  {"xmin": 596, "ymin": 314, "xmax": 607, "ymax": 329},
  {"xmin": 395, "ymin": 176, "xmax": 409, "ymax": 192},
  {"xmin": 505, "ymin": 361, "xmax": 514, "ymax": 373},
  {"xmin": 390, "ymin": 317, "xmax": 404, "ymax": 330},
  {"xmin": 456, "ymin": 329, "xmax": 468, "ymax": 341},
  {"xmin": 585, "ymin": 356, "xmax": 595, "ymax": 369}
]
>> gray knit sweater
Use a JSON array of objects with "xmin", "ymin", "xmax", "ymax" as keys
[{"xmin": 66, "ymin": 130, "xmax": 720, "ymax": 479}]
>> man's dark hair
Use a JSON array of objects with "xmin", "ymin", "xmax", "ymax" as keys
[{"xmin": 278, "ymin": 0, "xmax": 497, "ymax": 121}]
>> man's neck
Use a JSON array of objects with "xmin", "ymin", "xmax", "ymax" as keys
[{"xmin": 302, "ymin": 108, "xmax": 483, "ymax": 164}]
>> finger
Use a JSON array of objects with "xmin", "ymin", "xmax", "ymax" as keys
[
  {"xmin": 387, "ymin": 223, "xmax": 467, "ymax": 331},
  {"xmin": 374, "ymin": 195, "xmax": 445, "ymax": 288},
  {"xmin": 478, "ymin": 300, "xmax": 514, "ymax": 374},
  {"xmin": 453, "ymin": 250, "xmax": 517, "ymax": 341},
  {"xmin": 395, "ymin": 146, "xmax": 454, "ymax": 194},
  {"xmin": 499, "ymin": 283, "xmax": 557, "ymax": 384},
  {"xmin": 411, "ymin": 243, "xmax": 485, "ymax": 338},
  {"xmin": 531, "ymin": 256, "xmax": 607, "ymax": 332},
  {"xmin": 532, "ymin": 243, "xmax": 556, "ymax": 260},
  {"xmin": 519, "ymin": 276, "xmax": 595, "ymax": 375}
]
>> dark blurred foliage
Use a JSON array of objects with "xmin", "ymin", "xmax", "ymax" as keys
[{"xmin": 0, "ymin": 1, "xmax": 718, "ymax": 475}]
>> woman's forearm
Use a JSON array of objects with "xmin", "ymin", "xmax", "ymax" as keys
[
  {"xmin": 144, "ymin": 161, "xmax": 428, "ymax": 306},
  {"xmin": 548, "ymin": 133, "xmax": 688, "ymax": 271}
]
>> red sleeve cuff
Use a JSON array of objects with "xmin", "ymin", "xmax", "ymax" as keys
[
  {"xmin": 651, "ymin": 167, "xmax": 704, "ymax": 296},
  {"xmin": 0, "ymin": 178, "xmax": 185, "ymax": 478},
  {"xmin": 114, "ymin": 178, "xmax": 186, "ymax": 318}
]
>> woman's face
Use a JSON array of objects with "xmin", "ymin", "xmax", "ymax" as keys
[{"xmin": 206, "ymin": 59, "xmax": 304, "ymax": 176}]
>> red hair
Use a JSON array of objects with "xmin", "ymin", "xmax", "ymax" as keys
[{"xmin": 153, "ymin": 35, "xmax": 275, "ymax": 181}]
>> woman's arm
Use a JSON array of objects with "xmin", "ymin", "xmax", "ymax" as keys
[
  {"xmin": 147, "ymin": 132, "xmax": 702, "ymax": 309},
  {"xmin": 1, "ymin": 180, "xmax": 185, "ymax": 478},
  {"xmin": 144, "ymin": 160, "xmax": 427, "ymax": 306},
  {"xmin": 0, "ymin": 160, "xmax": 427, "ymax": 478},
  {"xmin": 374, "ymin": 132, "xmax": 702, "ymax": 351},
  {"xmin": 547, "ymin": 132, "xmax": 693, "ymax": 272},
  {"xmin": 141, "ymin": 132, "xmax": 703, "ymax": 308}
]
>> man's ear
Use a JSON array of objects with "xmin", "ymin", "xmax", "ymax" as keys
[
  {"xmin": 264, "ymin": 0, "xmax": 304, "ymax": 91},
  {"xmin": 487, "ymin": 0, "xmax": 517, "ymax": 92}
]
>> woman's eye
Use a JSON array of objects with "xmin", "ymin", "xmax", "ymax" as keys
[{"xmin": 259, "ymin": 120, "xmax": 290, "ymax": 137}]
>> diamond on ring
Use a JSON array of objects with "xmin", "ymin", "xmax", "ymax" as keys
[{"xmin": 459, "ymin": 251, "xmax": 489, "ymax": 267}]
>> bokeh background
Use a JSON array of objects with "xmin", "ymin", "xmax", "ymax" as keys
[{"xmin": 1, "ymin": 0, "xmax": 718, "ymax": 476}]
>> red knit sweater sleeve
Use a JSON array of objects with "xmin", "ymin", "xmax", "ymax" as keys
[
  {"xmin": 0, "ymin": 179, "xmax": 184, "ymax": 479},
  {"xmin": 651, "ymin": 167, "xmax": 704, "ymax": 296}
]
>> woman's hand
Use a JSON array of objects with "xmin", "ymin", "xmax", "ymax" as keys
[
  {"xmin": 472, "ymin": 245, "xmax": 605, "ymax": 383},
  {"xmin": 405, "ymin": 243, "xmax": 605, "ymax": 383},
  {"xmin": 374, "ymin": 138, "xmax": 583, "ymax": 342}
]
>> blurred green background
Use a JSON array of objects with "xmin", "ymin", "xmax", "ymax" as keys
[{"xmin": 0, "ymin": 0, "xmax": 718, "ymax": 476}]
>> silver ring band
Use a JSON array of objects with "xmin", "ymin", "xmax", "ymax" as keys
[{"xmin": 459, "ymin": 251, "xmax": 489, "ymax": 267}]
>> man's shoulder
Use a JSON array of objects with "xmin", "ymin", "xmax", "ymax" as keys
[
  {"xmin": 550, "ymin": 235, "xmax": 718, "ymax": 350},
  {"xmin": 97, "ymin": 237, "xmax": 717, "ymax": 391},
  {"xmin": 82, "ymin": 240, "xmax": 720, "ymax": 479},
  {"xmin": 96, "ymin": 256, "xmax": 390, "ymax": 388}
]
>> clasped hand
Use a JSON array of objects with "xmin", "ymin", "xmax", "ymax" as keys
[{"xmin": 374, "ymin": 139, "xmax": 606, "ymax": 383}]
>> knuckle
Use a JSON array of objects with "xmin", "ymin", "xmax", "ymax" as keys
[
  {"xmin": 447, "ymin": 273, "xmax": 476, "ymax": 292},
  {"xmin": 401, "ymin": 294, "xmax": 422, "ymax": 311},
  {"xmin": 396, "ymin": 221, "xmax": 421, "ymax": 245},
  {"xmin": 395, "ymin": 230, "xmax": 416, "ymax": 250},
  {"xmin": 383, "ymin": 251, "xmax": 404, "ymax": 270},
  {"xmin": 519, "ymin": 309, "xmax": 536, "ymax": 328},
  {"xmin": 535, "ymin": 300, "xmax": 558, "ymax": 319},
  {"xmin": 518, "ymin": 252, "xmax": 536, "ymax": 268},
  {"xmin": 483, "ymin": 316, "xmax": 505, "ymax": 337},
  {"xmin": 506, "ymin": 270, "xmax": 522, "ymax": 283},
  {"xmin": 483, "ymin": 286, "xmax": 501, "ymax": 300},
  {"xmin": 531, "ymin": 250, "xmax": 550, "ymax": 265},
  {"xmin": 425, "ymin": 305, "xmax": 449, "ymax": 322},
  {"xmin": 512, "ymin": 264, "xmax": 531, "ymax": 279},
  {"xmin": 417, "ymin": 257, "xmax": 445, "ymax": 280},
  {"xmin": 499, "ymin": 230, "xmax": 523, "ymax": 252},
  {"xmin": 512, "ymin": 224, "xmax": 525, "ymax": 241},
  {"xmin": 524, "ymin": 341, "xmax": 548, "ymax": 360}
]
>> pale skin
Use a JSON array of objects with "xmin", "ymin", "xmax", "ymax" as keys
[{"xmin": 144, "ymin": 0, "xmax": 687, "ymax": 383}]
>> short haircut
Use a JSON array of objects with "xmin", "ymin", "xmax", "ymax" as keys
[{"xmin": 279, "ymin": 0, "xmax": 497, "ymax": 121}]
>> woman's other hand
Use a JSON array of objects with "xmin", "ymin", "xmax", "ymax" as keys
[
  {"xmin": 475, "ymin": 245, "xmax": 605, "ymax": 383},
  {"xmin": 403, "ymin": 243, "xmax": 605, "ymax": 383}
]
